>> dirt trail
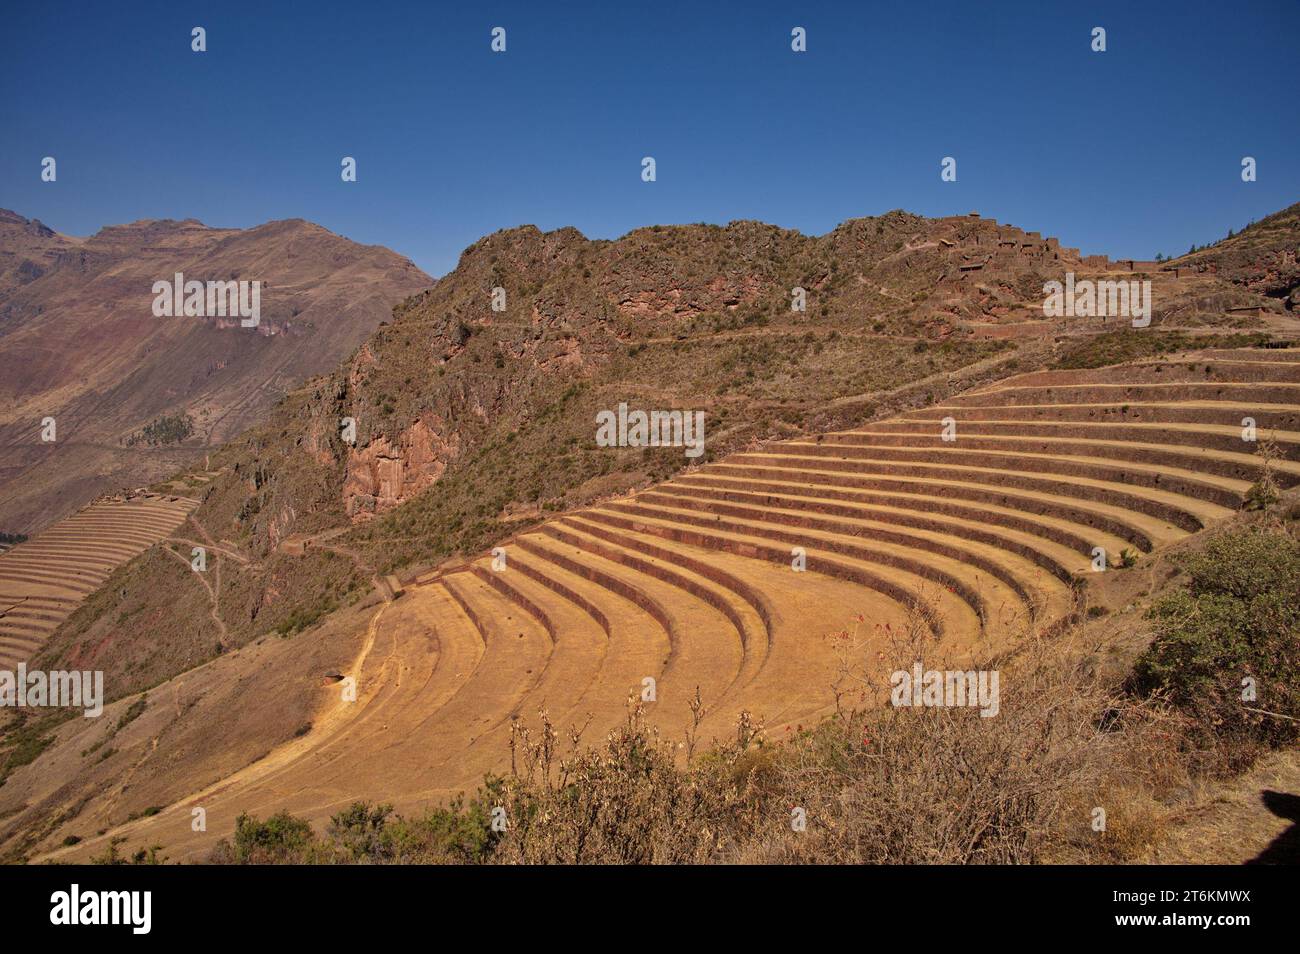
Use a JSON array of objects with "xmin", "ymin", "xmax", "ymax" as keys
[
  {"xmin": 160, "ymin": 544, "xmax": 229, "ymax": 648},
  {"xmin": 297, "ymin": 527, "xmax": 377, "ymax": 575},
  {"xmin": 37, "ymin": 600, "xmax": 393, "ymax": 864}
]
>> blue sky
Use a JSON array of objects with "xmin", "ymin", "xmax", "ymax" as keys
[{"xmin": 2, "ymin": 0, "xmax": 1296, "ymax": 276}]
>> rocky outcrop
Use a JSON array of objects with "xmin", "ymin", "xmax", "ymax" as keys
[
  {"xmin": 344, "ymin": 418, "xmax": 460, "ymax": 518},
  {"xmin": 1174, "ymin": 203, "xmax": 1300, "ymax": 307}
]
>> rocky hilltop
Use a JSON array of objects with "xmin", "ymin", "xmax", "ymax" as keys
[
  {"xmin": 297, "ymin": 208, "xmax": 1287, "ymax": 527},
  {"xmin": 1175, "ymin": 201, "xmax": 1300, "ymax": 305}
]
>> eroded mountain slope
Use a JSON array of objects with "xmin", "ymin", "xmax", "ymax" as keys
[{"xmin": 0, "ymin": 211, "xmax": 431, "ymax": 534}]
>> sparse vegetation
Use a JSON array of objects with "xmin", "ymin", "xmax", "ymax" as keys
[
  {"xmin": 1055, "ymin": 331, "xmax": 1274, "ymax": 370},
  {"xmin": 0, "ymin": 715, "xmax": 60, "ymax": 788},
  {"xmin": 90, "ymin": 836, "xmax": 165, "ymax": 865},
  {"xmin": 126, "ymin": 412, "xmax": 195, "ymax": 446},
  {"xmin": 116, "ymin": 696, "xmax": 147, "ymax": 731},
  {"xmin": 1130, "ymin": 525, "xmax": 1300, "ymax": 761},
  {"xmin": 193, "ymin": 637, "xmax": 1165, "ymax": 865}
]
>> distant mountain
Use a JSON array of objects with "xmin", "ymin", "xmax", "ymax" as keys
[
  {"xmin": 0, "ymin": 209, "xmax": 79, "ymax": 301},
  {"xmin": 0, "ymin": 211, "xmax": 432, "ymax": 533}
]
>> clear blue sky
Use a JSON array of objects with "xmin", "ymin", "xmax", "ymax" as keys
[{"xmin": 2, "ymin": 0, "xmax": 1296, "ymax": 277}]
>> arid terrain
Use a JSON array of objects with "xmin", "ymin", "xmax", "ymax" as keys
[
  {"xmin": 0, "ymin": 209, "xmax": 432, "ymax": 535},
  {"xmin": 0, "ymin": 494, "xmax": 196, "ymax": 670},
  {"xmin": 0, "ymin": 203, "xmax": 1297, "ymax": 864}
]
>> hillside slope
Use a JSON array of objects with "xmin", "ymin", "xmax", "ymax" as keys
[
  {"xmin": 22, "ymin": 209, "xmax": 1298, "ymax": 705},
  {"xmin": 0, "ymin": 211, "xmax": 432, "ymax": 534},
  {"xmin": 3, "ymin": 205, "xmax": 1297, "ymax": 862},
  {"xmin": 8, "ymin": 342, "xmax": 1298, "ymax": 863},
  {"xmin": 1171, "ymin": 201, "xmax": 1300, "ymax": 305}
]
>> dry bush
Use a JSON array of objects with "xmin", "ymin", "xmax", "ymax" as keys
[
  {"xmin": 198, "ymin": 533, "xmax": 1296, "ymax": 867},
  {"xmin": 488, "ymin": 705, "xmax": 761, "ymax": 864},
  {"xmin": 1052, "ymin": 695, "xmax": 1194, "ymax": 863},
  {"xmin": 736, "ymin": 629, "xmax": 1139, "ymax": 864},
  {"xmin": 1243, "ymin": 438, "xmax": 1283, "ymax": 511}
]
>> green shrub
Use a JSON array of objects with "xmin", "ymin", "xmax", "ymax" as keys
[
  {"xmin": 116, "ymin": 696, "xmax": 147, "ymax": 731},
  {"xmin": 227, "ymin": 810, "xmax": 317, "ymax": 863},
  {"xmin": 128, "ymin": 413, "xmax": 195, "ymax": 446},
  {"xmin": 365, "ymin": 796, "xmax": 496, "ymax": 864},
  {"xmin": 1131, "ymin": 527, "xmax": 1300, "ymax": 753},
  {"xmin": 208, "ymin": 796, "xmax": 497, "ymax": 864},
  {"xmin": 91, "ymin": 837, "xmax": 165, "ymax": 865},
  {"xmin": 325, "ymin": 801, "xmax": 393, "ymax": 861}
]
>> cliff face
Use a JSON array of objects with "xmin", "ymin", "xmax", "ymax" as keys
[{"xmin": 344, "ymin": 417, "xmax": 461, "ymax": 517}]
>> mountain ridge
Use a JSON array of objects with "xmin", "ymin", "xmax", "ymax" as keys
[{"xmin": 0, "ymin": 210, "xmax": 433, "ymax": 535}]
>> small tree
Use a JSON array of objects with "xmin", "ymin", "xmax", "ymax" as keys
[
  {"xmin": 1131, "ymin": 527, "xmax": 1300, "ymax": 755},
  {"xmin": 1243, "ymin": 438, "xmax": 1283, "ymax": 511}
]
